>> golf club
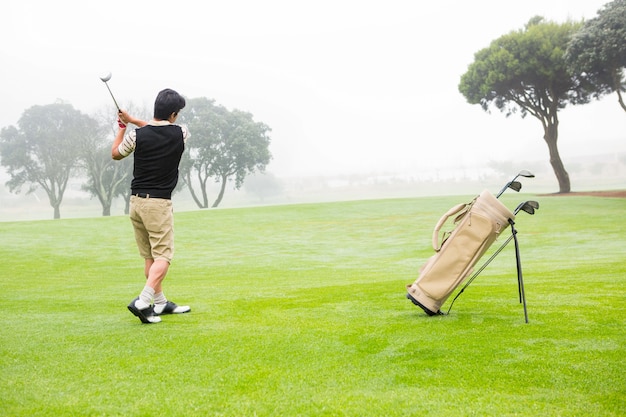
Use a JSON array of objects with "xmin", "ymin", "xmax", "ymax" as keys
[
  {"xmin": 496, "ymin": 170, "xmax": 535, "ymax": 198},
  {"xmin": 99, "ymin": 71, "xmax": 121, "ymax": 112},
  {"xmin": 514, "ymin": 200, "xmax": 539, "ymax": 215}
]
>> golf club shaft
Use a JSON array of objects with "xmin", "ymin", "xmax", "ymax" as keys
[
  {"xmin": 496, "ymin": 181, "xmax": 515, "ymax": 198},
  {"xmin": 104, "ymin": 82, "xmax": 120, "ymax": 112},
  {"xmin": 510, "ymin": 221, "xmax": 529, "ymax": 323}
]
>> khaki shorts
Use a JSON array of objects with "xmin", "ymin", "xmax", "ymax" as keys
[{"xmin": 129, "ymin": 195, "xmax": 174, "ymax": 263}]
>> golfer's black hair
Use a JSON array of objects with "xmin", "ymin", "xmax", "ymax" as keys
[{"xmin": 154, "ymin": 88, "xmax": 186, "ymax": 120}]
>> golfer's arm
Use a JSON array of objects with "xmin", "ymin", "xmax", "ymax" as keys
[
  {"xmin": 111, "ymin": 128, "xmax": 126, "ymax": 160},
  {"xmin": 128, "ymin": 116, "xmax": 147, "ymax": 128}
]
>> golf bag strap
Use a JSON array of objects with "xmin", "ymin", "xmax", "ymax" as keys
[{"xmin": 432, "ymin": 203, "xmax": 469, "ymax": 251}]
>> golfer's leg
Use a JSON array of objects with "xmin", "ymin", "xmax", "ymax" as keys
[
  {"xmin": 146, "ymin": 259, "xmax": 170, "ymax": 293},
  {"xmin": 143, "ymin": 257, "xmax": 164, "ymax": 294},
  {"xmin": 144, "ymin": 258, "xmax": 154, "ymax": 280}
]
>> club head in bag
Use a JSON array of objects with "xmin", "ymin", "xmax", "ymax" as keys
[
  {"xmin": 509, "ymin": 181, "xmax": 522, "ymax": 193},
  {"xmin": 496, "ymin": 170, "xmax": 534, "ymax": 198},
  {"xmin": 516, "ymin": 170, "xmax": 535, "ymax": 180},
  {"xmin": 514, "ymin": 200, "xmax": 539, "ymax": 215}
]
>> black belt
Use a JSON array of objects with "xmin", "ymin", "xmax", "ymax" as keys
[{"xmin": 134, "ymin": 193, "xmax": 170, "ymax": 200}]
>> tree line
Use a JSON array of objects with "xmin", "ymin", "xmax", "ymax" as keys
[
  {"xmin": 0, "ymin": 98, "xmax": 272, "ymax": 219},
  {"xmin": 459, "ymin": 0, "xmax": 625, "ymax": 193}
]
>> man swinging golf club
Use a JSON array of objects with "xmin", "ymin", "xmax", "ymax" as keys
[{"xmin": 111, "ymin": 88, "xmax": 191, "ymax": 324}]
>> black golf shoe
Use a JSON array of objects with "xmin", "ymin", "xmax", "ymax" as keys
[{"xmin": 127, "ymin": 297, "xmax": 161, "ymax": 324}]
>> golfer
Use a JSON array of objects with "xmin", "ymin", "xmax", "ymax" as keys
[{"xmin": 112, "ymin": 88, "xmax": 191, "ymax": 324}]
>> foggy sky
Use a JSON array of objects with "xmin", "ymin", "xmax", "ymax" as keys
[{"xmin": 1, "ymin": 0, "xmax": 624, "ymax": 180}]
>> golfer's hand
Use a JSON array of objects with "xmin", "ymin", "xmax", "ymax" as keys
[{"xmin": 118, "ymin": 110, "xmax": 131, "ymax": 125}]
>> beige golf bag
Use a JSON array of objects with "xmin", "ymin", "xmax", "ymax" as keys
[{"xmin": 406, "ymin": 189, "xmax": 515, "ymax": 316}]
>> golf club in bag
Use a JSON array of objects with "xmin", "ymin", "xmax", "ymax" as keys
[
  {"xmin": 406, "ymin": 171, "xmax": 538, "ymax": 322},
  {"xmin": 496, "ymin": 169, "xmax": 535, "ymax": 198}
]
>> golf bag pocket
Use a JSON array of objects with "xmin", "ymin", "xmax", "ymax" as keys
[{"xmin": 407, "ymin": 190, "xmax": 515, "ymax": 315}]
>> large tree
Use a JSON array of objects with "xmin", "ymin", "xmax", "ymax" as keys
[
  {"xmin": 459, "ymin": 17, "xmax": 592, "ymax": 193},
  {"xmin": 565, "ymin": 0, "xmax": 626, "ymax": 112},
  {"xmin": 0, "ymin": 102, "xmax": 96, "ymax": 219},
  {"xmin": 179, "ymin": 98, "xmax": 272, "ymax": 208}
]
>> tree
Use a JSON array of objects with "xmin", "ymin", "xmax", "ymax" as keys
[
  {"xmin": 179, "ymin": 98, "xmax": 272, "ymax": 208},
  {"xmin": 459, "ymin": 17, "xmax": 592, "ymax": 193},
  {"xmin": 0, "ymin": 102, "xmax": 96, "ymax": 219},
  {"xmin": 565, "ymin": 0, "xmax": 626, "ymax": 112}
]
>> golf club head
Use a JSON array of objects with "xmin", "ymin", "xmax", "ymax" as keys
[
  {"xmin": 498, "ymin": 170, "xmax": 535, "ymax": 198},
  {"xmin": 509, "ymin": 181, "xmax": 522, "ymax": 192},
  {"xmin": 515, "ymin": 200, "xmax": 539, "ymax": 215},
  {"xmin": 517, "ymin": 170, "xmax": 535, "ymax": 179},
  {"xmin": 100, "ymin": 71, "xmax": 112, "ymax": 82}
]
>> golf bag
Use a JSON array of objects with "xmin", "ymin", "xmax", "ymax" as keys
[{"xmin": 406, "ymin": 189, "xmax": 515, "ymax": 316}]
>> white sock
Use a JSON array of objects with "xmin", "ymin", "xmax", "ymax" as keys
[
  {"xmin": 139, "ymin": 286, "xmax": 155, "ymax": 306},
  {"xmin": 154, "ymin": 292, "xmax": 167, "ymax": 305}
]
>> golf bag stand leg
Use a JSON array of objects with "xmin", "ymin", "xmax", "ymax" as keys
[{"xmin": 509, "ymin": 219, "xmax": 529, "ymax": 323}]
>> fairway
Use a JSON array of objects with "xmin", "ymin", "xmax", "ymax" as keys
[{"xmin": 1, "ymin": 194, "xmax": 624, "ymax": 416}]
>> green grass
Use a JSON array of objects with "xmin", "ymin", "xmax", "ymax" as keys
[{"xmin": 1, "ymin": 194, "xmax": 625, "ymax": 416}]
